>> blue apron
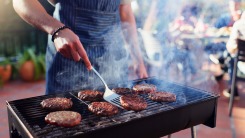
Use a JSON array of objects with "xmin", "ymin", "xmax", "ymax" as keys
[{"xmin": 46, "ymin": 0, "xmax": 128, "ymax": 94}]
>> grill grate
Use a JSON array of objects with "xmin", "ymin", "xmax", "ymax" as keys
[{"xmin": 8, "ymin": 78, "xmax": 218, "ymax": 138}]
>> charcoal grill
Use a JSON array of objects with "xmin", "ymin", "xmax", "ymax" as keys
[{"xmin": 7, "ymin": 77, "xmax": 219, "ymax": 138}]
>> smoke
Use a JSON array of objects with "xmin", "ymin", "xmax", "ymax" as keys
[
  {"xmin": 60, "ymin": 23, "xmax": 130, "ymax": 92},
  {"xmin": 130, "ymin": 0, "xmax": 234, "ymax": 93},
  {"xmin": 51, "ymin": 0, "xmax": 232, "ymax": 93}
]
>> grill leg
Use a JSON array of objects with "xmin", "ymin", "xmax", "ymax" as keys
[
  {"xmin": 228, "ymin": 58, "xmax": 238, "ymax": 117},
  {"xmin": 191, "ymin": 126, "xmax": 197, "ymax": 138}
]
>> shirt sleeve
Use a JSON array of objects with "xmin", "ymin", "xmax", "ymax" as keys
[
  {"xmin": 120, "ymin": 0, "xmax": 132, "ymax": 4},
  {"xmin": 226, "ymin": 22, "xmax": 239, "ymax": 55}
]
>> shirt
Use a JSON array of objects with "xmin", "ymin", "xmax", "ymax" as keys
[
  {"xmin": 214, "ymin": 13, "xmax": 234, "ymax": 29},
  {"xmin": 226, "ymin": 17, "xmax": 245, "ymax": 74},
  {"xmin": 226, "ymin": 18, "xmax": 245, "ymax": 54}
]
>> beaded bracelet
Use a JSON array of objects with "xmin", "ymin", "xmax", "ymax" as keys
[{"xmin": 51, "ymin": 26, "xmax": 71, "ymax": 42}]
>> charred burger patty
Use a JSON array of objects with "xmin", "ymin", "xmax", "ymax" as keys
[
  {"xmin": 45, "ymin": 111, "xmax": 81, "ymax": 127},
  {"xmin": 120, "ymin": 94, "xmax": 147, "ymax": 111},
  {"xmin": 132, "ymin": 84, "xmax": 157, "ymax": 94},
  {"xmin": 88, "ymin": 102, "xmax": 119, "ymax": 116},
  {"xmin": 112, "ymin": 87, "xmax": 133, "ymax": 95},
  {"xmin": 148, "ymin": 91, "xmax": 176, "ymax": 102},
  {"xmin": 78, "ymin": 90, "xmax": 103, "ymax": 102},
  {"xmin": 41, "ymin": 97, "xmax": 73, "ymax": 111}
]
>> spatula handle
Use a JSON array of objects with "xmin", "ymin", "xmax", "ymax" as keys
[{"xmin": 91, "ymin": 66, "xmax": 109, "ymax": 89}]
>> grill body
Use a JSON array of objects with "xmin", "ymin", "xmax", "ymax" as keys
[{"xmin": 7, "ymin": 78, "xmax": 219, "ymax": 138}]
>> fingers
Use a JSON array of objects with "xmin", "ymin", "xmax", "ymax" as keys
[
  {"xmin": 57, "ymin": 43, "xmax": 82, "ymax": 62},
  {"xmin": 69, "ymin": 46, "xmax": 80, "ymax": 62},
  {"xmin": 76, "ymin": 41, "xmax": 92, "ymax": 70},
  {"xmin": 59, "ymin": 46, "xmax": 72, "ymax": 59},
  {"xmin": 142, "ymin": 72, "xmax": 148, "ymax": 78},
  {"xmin": 53, "ymin": 32, "xmax": 92, "ymax": 70},
  {"xmin": 137, "ymin": 65, "xmax": 148, "ymax": 79},
  {"xmin": 139, "ymin": 71, "xmax": 148, "ymax": 79}
]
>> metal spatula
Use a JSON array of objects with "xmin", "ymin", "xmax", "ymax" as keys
[{"xmin": 91, "ymin": 66, "xmax": 123, "ymax": 109}]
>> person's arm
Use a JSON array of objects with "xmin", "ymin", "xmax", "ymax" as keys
[
  {"xmin": 119, "ymin": 4, "xmax": 148, "ymax": 78},
  {"xmin": 226, "ymin": 22, "xmax": 239, "ymax": 55},
  {"xmin": 13, "ymin": 0, "xmax": 92, "ymax": 70},
  {"xmin": 143, "ymin": 0, "xmax": 158, "ymax": 32}
]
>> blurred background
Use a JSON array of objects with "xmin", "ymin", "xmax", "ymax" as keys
[
  {"xmin": 0, "ymin": 0, "xmax": 54, "ymax": 84},
  {"xmin": 0, "ymin": 0, "xmax": 245, "ymax": 84}
]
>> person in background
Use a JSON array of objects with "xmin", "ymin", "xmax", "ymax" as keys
[
  {"xmin": 223, "ymin": 11, "xmax": 245, "ymax": 99},
  {"xmin": 168, "ymin": 4, "xmax": 199, "ymax": 35},
  {"xmin": 208, "ymin": 0, "xmax": 242, "ymax": 81},
  {"xmin": 166, "ymin": 4, "xmax": 201, "ymax": 81},
  {"xmin": 13, "ymin": 0, "xmax": 148, "ymax": 94},
  {"xmin": 214, "ymin": 0, "xmax": 242, "ymax": 29}
]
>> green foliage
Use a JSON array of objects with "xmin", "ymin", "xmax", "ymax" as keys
[
  {"xmin": 0, "ymin": 58, "xmax": 10, "ymax": 66},
  {"xmin": 18, "ymin": 48, "xmax": 46, "ymax": 80},
  {"xmin": 0, "ymin": 57, "xmax": 11, "ymax": 87},
  {"xmin": 37, "ymin": 54, "xmax": 46, "ymax": 74}
]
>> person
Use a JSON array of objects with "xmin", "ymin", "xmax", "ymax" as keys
[
  {"xmin": 168, "ymin": 4, "xmax": 199, "ymax": 34},
  {"xmin": 13, "ymin": 0, "xmax": 148, "ymax": 94},
  {"xmin": 165, "ymin": 4, "xmax": 201, "ymax": 82},
  {"xmin": 223, "ymin": 11, "xmax": 245, "ymax": 99},
  {"xmin": 208, "ymin": 0, "xmax": 242, "ymax": 81},
  {"xmin": 214, "ymin": 0, "xmax": 242, "ymax": 29}
]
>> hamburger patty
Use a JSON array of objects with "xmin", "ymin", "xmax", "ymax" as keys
[
  {"xmin": 78, "ymin": 90, "xmax": 103, "ymax": 102},
  {"xmin": 148, "ymin": 91, "xmax": 176, "ymax": 102},
  {"xmin": 41, "ymin": 97, "xmax": 73, "ymax": 111},
  {"xmin": 120, "ymin": 94, "xmax": 147, "ymax": 111},
  {"xmin": 133, "ymin": 84, "xmax": 157, "ymax": 94},
  {"xmin": 112, "ymin": 87, "xmax": 133, "ymax": 95},
  {"xmin": 88, "ymin": 102, "xmax": 119, "ymax": 116},
  {"xmin": 45, "ymin": 111, "xmax": 81, "ymax": 127}
]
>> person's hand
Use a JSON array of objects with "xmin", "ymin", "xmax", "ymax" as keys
[
  {"xmin": 227, "ymin": 45, "xmax": 238, "ymax": 55},
  {"xmin": 53, "ymin": 28, "xmax": 92, "ymax": 70},
  {"xmin": 130, "ymin": 55, "xmax": 148, "ymax": 79},
  {"xmin": 137, "ymin": 62, "xmax": 148, "ymax": 78}
]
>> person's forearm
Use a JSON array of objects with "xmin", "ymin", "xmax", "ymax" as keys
[
  {"xmin": 120, "ymin": 5, "xmax": 144, "ymax": 64},
  {"xmin": 143, "ymin": 0, "xmax": 158, "ymax": 31},
  {"xmin": 226, "ymin": 24, "xmax": 239, "ymax": 54},
  {"xmin": 13, "ymin": 0, "xmax": 63, "ymax": 35},
  {"xmin": 226, "ymin": 39, "xmax": 238, "ymax": 54}
]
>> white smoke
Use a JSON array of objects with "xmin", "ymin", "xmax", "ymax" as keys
[{"xmin": 130, "ymin": 0, "xmax": 236, "ymax": 92}]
